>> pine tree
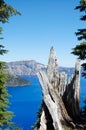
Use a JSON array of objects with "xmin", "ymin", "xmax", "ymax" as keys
[
  {"xmin": 0, "ymin": 0, "xmax": 20, "ymax": 129},
  {"xmin": 0, "ymin": 0, "xmax": 20, "ymax": 23},
  {"xmin": 72, "ymin": 0, "xmax": 86, "ymax": 119},
  {"xmin": 72, "ymin": 0, "xmax": 86, "ymax": 77},
  {"xmin": 0, "ymin": 63, "xmax": 13, "ymax": 128},
  {"xmin": 0, "ymin": 30, "xmax": 14, "ymax": 130}
]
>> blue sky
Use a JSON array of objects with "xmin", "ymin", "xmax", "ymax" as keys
[{"xmin": 1, "ymin": 0, "xmax": 84, "ymax": 67}]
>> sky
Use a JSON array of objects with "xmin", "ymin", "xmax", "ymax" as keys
[{"xmin": 0, "ymin": 0, "xmax": 84, "ymax": 67}]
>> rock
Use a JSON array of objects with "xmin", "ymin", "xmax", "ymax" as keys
[
  {"xmin": 6, "ymin": 60, "xmax": 46, "ymax": 75},
  {"xmin": 6, "ymin": 59, "xmax": 75, "ymax": 76}
]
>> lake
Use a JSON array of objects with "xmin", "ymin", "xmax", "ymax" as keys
[
  {"xmin": 7, "ymin": 76, "xmax": 42, "ymax": 130},
  {"xmin": 7, "ymin": 75, "xmax": 86, "ymax": 130},
  {"xmin": 80, "ymin": 76, "xmax": 86, "ymax": 107}
]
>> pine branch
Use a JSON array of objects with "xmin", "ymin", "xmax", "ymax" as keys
[{"xmin": 80, "ymin": 15, "xmax": 86, "ymax": 20}]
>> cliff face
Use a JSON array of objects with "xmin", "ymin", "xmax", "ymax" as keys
[
  {"xmin": 6, "ymin": 60, "xmax": 46, "ymax": 75},
  {"xmin": 37, "ymin": 47, "xmax": 85, "ymax": 130},
  {"xmin": 6, "ymin": 60, "xmax": 74, "ymax": 76}
]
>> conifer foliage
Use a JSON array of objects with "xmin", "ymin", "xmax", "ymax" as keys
[
  {"xmin": 0, "ymin": 0, "xmax": 19, "ymax": 129},
  {"xmin": 0, "ymin": 60, "xmax": 13, "ymax": 128},
  {"xmin": 0, "ymin": 35, "xmax": 13, "ymax": 129},
  {"xmin": 0, "ymin": 0, "xmax": 20, "ymax": 23},
  {"xmin": 72, "ymin": 0, "xmax": 86, "ymax": 77}
]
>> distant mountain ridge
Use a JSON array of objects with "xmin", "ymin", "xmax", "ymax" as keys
[
  {"xmin": 6, "ymin": 60, "xmax": 74, "ymax": 76},
  {"xmin": 6, "ymin": 60, "xmax": 46, "ymax": 75},
  {"xmin": 59, "ymin": 66, "xmax": 74, "ymax": 76}
]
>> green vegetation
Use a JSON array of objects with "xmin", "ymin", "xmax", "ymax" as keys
[
  {"xmin": 0, "ymin": 0, "xmax": 20, "ymax": 129},
  {"xmin": 0, "ymin": 61, "xmax": 14, "ymax": 129},
  {"xmin": 0, "ymin": 0, "xmax": 20, "ymax": 23},
  {"xmin": 72, "ymin": 0, "xmax": 86, "ymax": 123},
  {"xmin": 65, "ymin": 128, "xmax": 70, "ymax": 130},
  {"xmin": 13, "ymin": 126, "xmax": 21, "ymax": 130},
  {"xmin": 6, "ymin": 74, "xmax": 30, "ymax": 87},
  {"xmin": 72, "ymin": 0, "xmax": 86, "ymax": 77},
  {"xmin": 32, "ymin": 103, "xmax": 43, "ymax": 129}
]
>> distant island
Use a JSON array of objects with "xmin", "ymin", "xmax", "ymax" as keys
[{"xmin": 6, "ymin": 74, "xmax": 30, "ymax": 87}]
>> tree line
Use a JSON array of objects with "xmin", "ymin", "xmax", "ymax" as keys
[{"xmin": 0, "ymin": 0, "xmax": 20, "ymax": 129}]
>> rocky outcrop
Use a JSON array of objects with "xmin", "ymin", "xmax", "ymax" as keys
[
  {"xmin": 6, "ymin": 60, "xmax": 46, "ymax": 75},
  {"xmin": 6, "ymin": 60, "xmax": 74, "ymax": 76},
  {"xmin": 37, "ymin": 47, "xmax": 84, "ymax": 130}
]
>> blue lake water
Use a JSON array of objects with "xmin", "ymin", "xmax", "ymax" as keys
[
  {"xmin": 7, "ymin": 75, "xmax": 86, "ymax": 130},
  {"xmin": 80, "ymin": 76, "xmax": 86, "ymax": 107},
  {"xmin": 7, "ymin": 76, "xmax": 42, "ymax": 130}
]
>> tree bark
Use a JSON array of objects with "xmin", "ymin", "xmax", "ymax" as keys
[{"xmin": 37, "ymin": 47, "xmax": 81, "ymax": 130}]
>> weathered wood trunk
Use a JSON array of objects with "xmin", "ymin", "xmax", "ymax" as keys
[
  {"xmin": 37, "ymin": 47, "xmax": 82, "ymax": 130},
  {"xmin": 65, "ymin": 59, "xmax": 81, "ymax": 121}
]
